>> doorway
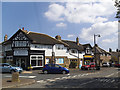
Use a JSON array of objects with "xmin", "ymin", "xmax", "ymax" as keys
[{"xmin": 16, "ymin": 57, "xmax": 27, "ymax": 70}]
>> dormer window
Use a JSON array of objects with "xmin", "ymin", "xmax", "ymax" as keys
[{"xmin": 71, "ymin": 49, "xmax": 77, "ymax": 53}]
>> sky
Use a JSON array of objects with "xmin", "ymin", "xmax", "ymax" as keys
[{"xmin": 1, "ymin": 0, "xmax": 119, "ymax": 51}]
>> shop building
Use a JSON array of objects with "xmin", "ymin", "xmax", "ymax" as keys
[{"xmin": 3, "ymin": 29, "xmax": 86, "ymax": 69}]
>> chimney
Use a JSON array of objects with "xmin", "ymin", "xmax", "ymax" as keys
[
  {"xmin": 95, "ymin": 44, "xmax": 98, "ymax": 47},
  {"xmin": 109, "ymin": 48, "xmax": 112, "ymax": 52},
  {"xmin": 55, "ymin": 35, "xmax": 61, "ymax": 40},
  {"xmin": 76, "ymin": 37, "xmax": 79, "ymax": 45},
  {"xmin": 22, "ymin": 27, "xmax": 24, "ymax": 30},
  {"xmin": 4, "ymin": 34, "xmax": 8, "ymax": 41}
]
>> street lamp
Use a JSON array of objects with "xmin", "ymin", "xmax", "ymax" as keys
[{"xmin": 94, "ymin": 34, "xmax": 101, "ymax": 70}]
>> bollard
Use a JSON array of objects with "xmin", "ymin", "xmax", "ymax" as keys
[{"xmin": 12, "ymin": 72, "xmax": 20, "ymax": 82}]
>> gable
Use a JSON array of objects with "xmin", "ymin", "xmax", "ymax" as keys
[{"xmin": 13, "ymin": 31, "xmax": 29, "ymax": 41}]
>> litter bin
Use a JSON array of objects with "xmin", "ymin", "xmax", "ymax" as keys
[{"xmin": 12, "ymin": 72, "xmax": 20, "ymax": 82}]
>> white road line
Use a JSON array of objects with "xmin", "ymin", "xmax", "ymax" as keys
[
  {"xmin": 4, "ymin": 75, "xmax": 36, "ymax": 78},
  {"xmin": 80, "ymin": 79, "xmax": 96, "ymax": 86},
  {"xmin": 105, "ymin": 73, "xmax": 114, "ymax": 77},
  {"xmin": 111, "ymin": 79, "xmax": 115, "ymax": 83},
  {"xmin": 67, "ymin": 74, "xmax": 70, "ymax": 75},
  {"xmin": 37, "ymin": 80, "xmax": 47, "ymax": 83},
  {"xmin": 47, "ymin": 79, "xmax": 56, "ymax": 82},
  {"xmin": 54, "ymin": 78, "xmax": 61, "ymax": 80}
]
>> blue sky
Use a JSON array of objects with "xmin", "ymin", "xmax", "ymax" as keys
[{"xmin": 2, "ymin": 0, "xmax": 118, "ymax": 51}]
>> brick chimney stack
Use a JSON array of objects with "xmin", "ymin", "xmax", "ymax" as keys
[
  {"xmin": 4, "ymin": 34, "xmax": 8, "ymax": 41},
  {"xmin": 22, "ymin": 27, "xmax": 24, "ymax": 30},
  {"xmin": 55, "ymin": 35, "xmax": 61, "ymax": 40},
  {"xmin": 76, "ymin": 37, "xmax": 79, "ymax": 45}
]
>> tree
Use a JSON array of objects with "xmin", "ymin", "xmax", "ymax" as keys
[{"xmin": 114, "ymin": 0, "xmax": 120, "ymax": 22}]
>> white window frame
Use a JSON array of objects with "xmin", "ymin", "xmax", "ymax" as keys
[{"xmin": 30, "ymin": 55, "xmax": 44, "ymax": 67}]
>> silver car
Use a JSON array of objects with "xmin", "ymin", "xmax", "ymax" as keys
[{"xmin": 0, "ymin": 63, "xmax": 23, "ymax": 73}]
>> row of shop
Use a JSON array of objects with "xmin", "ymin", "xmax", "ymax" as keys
[{"xmin": 1, "ymin": 29, "xmax": 110, "ymax": 70}]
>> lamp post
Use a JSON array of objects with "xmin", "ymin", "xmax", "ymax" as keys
[{"xmin": 94, "ymin": 34, "xmax": 100, "ymax": 70}]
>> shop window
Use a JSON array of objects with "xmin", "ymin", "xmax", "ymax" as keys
[
  {"xmin": 55, "ymin": 64, "xmax": 60, "ymax": 68},
  {"xmin": 38, "ymin": 60, "xmax": 42, "ymax": 66},
  {"xmin": 31, "ymin": 60, "xmax": 36, "ymax": 66},
  {"xmin": 46, "ymin": 58, "xmax": 50, "ymax": 64},
  {"xmin": 56, "ymin": 58, "xmax": 64, "ymax": 64},
  {"xmin": 30, "ymin": 55, "xmax": 43, "ymax": 67}
]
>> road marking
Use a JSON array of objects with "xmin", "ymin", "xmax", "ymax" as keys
[
  {"xmin": 54, "ymin": 78, "xmax": 61, "ymax": 80},
  {"xmin": 37, "ymin": 80, "xmax": 47, "ymax": 83},
  {"xmin": 67, "ymin": 74, "xmax": 70, "ymax": 75},
  {"xmin": 111, "ymin": 79, "xmax": 115, "ymax": 83},
  {"xmin": 47, "ymin": 79, "xmax": 56, "ymax": 82},
  {"xmin": 105, "ymin": 73, "xmax": 114, "ymax": 77},
  {"xmin": 80, "ymin": 79, "xmax": 96, "ymax": 86},
  {"xmin": 4, "ymin": 75, "xmax": 36, "ymax": 78}
]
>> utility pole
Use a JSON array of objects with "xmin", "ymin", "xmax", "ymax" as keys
[{"xmin": 94, "ymin": 34, "xmax": 100, "ymax": 70}]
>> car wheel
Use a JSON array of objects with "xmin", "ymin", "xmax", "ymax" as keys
[
  {"xmin": 43, "ymin": 70, "xmax": 48, "ymax": 74},
  {"xmin": 62, "ymin": 71, "xmax": 66, "ymax": 74}
]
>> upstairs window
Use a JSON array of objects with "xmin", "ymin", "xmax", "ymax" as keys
[
  {"xmin": 71, "ymin": 49, "xmax": 77, "ymax": 53},
  {"xmin": 56, "ymin": 45, "xmax": 64, "ymax": 50}
]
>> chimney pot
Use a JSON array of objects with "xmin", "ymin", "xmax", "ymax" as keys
[
  {"xmin": 55, "ymin": 35, "xmax": 61, "ymax": 40},
  {"xmin": 76, "ymin": 37, "xmax": 79, "ymax": 45},
  {"xmin": 4, "ymin": 34, "xmax": 8, "ymax": 41},
  {"xmin": 22, "ymin": 27, "xmax": 24, "ymax": 30}
]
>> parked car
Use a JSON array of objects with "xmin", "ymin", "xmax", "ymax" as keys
[
  {"xmin": 42, "ymin": 64, "xmax": 69, "ymax": 74},
  {"xmin": 81, "ymin": 62, "xmax": 95, "ymax": 70},
  {"xmin": 102, "ymin": 62, "xmax": 110, "ymax": 67},
  {"xmin": 0, "ymin": 63, "xmax": 23, "ymax": 73},
  {"xmin": 114, "ymin": 63, "xmax": 120, "ymax": 67}
]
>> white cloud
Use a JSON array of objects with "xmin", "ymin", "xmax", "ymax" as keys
[
  {"xmin": 79, "ymin": 21, "xmax": 118, "ymax": 41},
  {"xmin": 67, "ymin": 34, "xmax": 75, "ymax": 38},
  {"xmin": 44, "ymin": 3, "xmax": 65, "ymax": 21},
  {"xmin": 45, "ymin": 0, "xmax": 116, "ymax": 23},
  {"xmin": 56, "ymin": 22, "xmax": 67, "ymax": 27}
]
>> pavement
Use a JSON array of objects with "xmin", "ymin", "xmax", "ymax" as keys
[{"xmin": 2, "ymin": 71, "xmax": 36, "ymax": 88}]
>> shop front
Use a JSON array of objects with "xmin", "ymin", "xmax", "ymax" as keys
[{"xmin": 83, "ymin": 55, "xmax": 94, "ymax": 65}]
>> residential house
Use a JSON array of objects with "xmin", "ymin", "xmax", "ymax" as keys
[
  {"xmin": 0, "ymin": 43, "xmax": 4, "ymax": 63},
  {"xmin": 3, "ymin": 29, "xmax": 87, "ymax": 69},
  {"xmin": 82, "ymin": 44, "xmax": 94, "ymax": 65},
  {"xmin": 93, "ymin": 44, "xmax": 111, "ymax": 66}
]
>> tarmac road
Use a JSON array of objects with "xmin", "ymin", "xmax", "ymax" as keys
[{"xmin": 13, "ymin": 67, "xmax": 120, "ymax": 88}]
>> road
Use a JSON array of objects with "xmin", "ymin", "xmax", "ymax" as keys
[{"xmin": 2, "ymin": 67, "xmax": 120, "ymax": 88}]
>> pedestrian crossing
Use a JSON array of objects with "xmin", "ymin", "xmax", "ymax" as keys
[{"xmin": 36, "ymin": 73, "xmax": 94, "ymax": 83}]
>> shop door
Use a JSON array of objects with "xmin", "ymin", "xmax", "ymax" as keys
[{"xmin": 16, "ymin": 57, "xmax": 27, "ymax": 70}]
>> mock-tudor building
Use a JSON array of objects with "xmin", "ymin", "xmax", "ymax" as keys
[{"xmin": 3, "ymin": 29, "xmax": 93, "ymax": 69}]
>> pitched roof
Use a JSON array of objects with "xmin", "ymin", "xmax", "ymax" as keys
[
  {"xmin": 82, "ymin": 43, "xmax": 93, "ymax": 49},
  {"xmin": 62, "ymin": 40, "xmax": 84, "ymax": 51},
  {"xmin": 93, "ymin": 44, "xmax": 111, "ymax": 54},
  {"xmin": 27, "ymin": 31, "xmax": 69, "ymax": 46},
  {"xmin": 3, "ymin": 29, "xmax": 69, "ymax": 46}
]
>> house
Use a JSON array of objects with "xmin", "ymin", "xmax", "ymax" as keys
[
  {"xmin": 82, "ymin": 44, "xmax": 94, "ymax": 65},
  {"xmin": 3, "ymin": 28, "xmax": 87, "ymax": 69},
  {"xmin": 93, "ymin": 44, "xmax": 111, "ymax": 66},
  {"xmin": 0, "ymin": 43, "xmax": 4, "ymax": 63},
  {"xmin": 110, "ymin": 49, "xmax": 120, "ymax": 64}
]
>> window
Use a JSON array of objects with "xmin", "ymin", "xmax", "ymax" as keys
[
  {"xmin": 71, "ymin": 50, "xmax": 77, "ymax": 53},
  {"xmin": 30, "ymin": 55, "xmax": 43, "ymax": 67},
  {"xmin": 55, "ymin": 64, "xmax": 60, "ymax": 68},
  {"xmin": 56, "ymin": 58, "xmax": 64, "ymax": 64},
  {"xmin": 31, "ymin": 60, "xmax": 36, "ymax": 66},
  {"xmin": 46, "ymin": 58, "xmax": 50, "ymax": 64},
  {"xmin": 56, "ymin": 45, "xmax": 64, "ymax": 50}
]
